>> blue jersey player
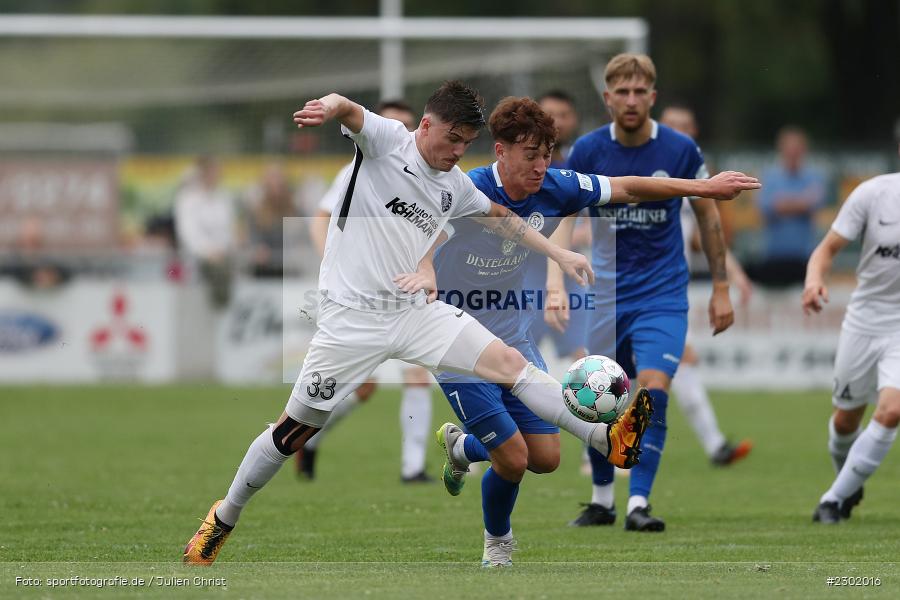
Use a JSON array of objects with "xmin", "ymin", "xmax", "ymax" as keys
[
  {"xmin": 562, "ymin": 54, "xmax": 739, "ymax": 532},
  {"xmin": 423, "ymin": 97, "xmax": 758, "ymax": 565},
  {"xmin": 526, "ymin": 90, "xmax": 591, "ymax": 363}
]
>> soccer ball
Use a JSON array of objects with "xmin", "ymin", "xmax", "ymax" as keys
[{"xmin": 562, "ymin": 355, "xmax": 631, "ymax": 424}]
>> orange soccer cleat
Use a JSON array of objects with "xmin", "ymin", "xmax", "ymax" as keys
[
  {"xmin": 605, "ymin": 387, "xmax": 653, "ymax": 469},
  {"xmin": 183, "ymin": 500, "xmax": 232, "ymax": 566}
]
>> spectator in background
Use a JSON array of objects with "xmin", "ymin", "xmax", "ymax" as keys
[
  {"xmin": 751, "ymin": 126, "xmax": 828, "ymax": 287},
  {"xmin": 243, "ymin": 162, "xmax": 298, "ymax": 278},
  {"xmin": 537, "ymin": 90, "xmax": 579, "ymax": 166},
  {"xmin": 175, "ymin": 156, "xmax": 236, "ymax": 309},
  {"xmin": 143, "ymin": 213, "xmax": 184, "ymax": 282},
  {"xmin": 3, "ymin": 216, "xmax": 70, "ymax": 290}
]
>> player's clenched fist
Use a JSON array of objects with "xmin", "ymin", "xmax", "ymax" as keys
[
  {"xmin": 293, "ymin": 94, "xmax": 364, "ymax": 133},
  {"xmin": 802, "ymin": 281, "xmax": 829, "ymax": 315},
  {"xmin": 293, "ymin": 99, "xmax": 330, "ymax": 128}
]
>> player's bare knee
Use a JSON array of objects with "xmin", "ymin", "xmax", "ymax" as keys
[
  {"xmin": 474, "ymin": 342, "xmax": 528, "ymax": 384},
  {"xmin": 501, "ymin": 347, "xmax": 528, "ymax": 381},
  {"xmin": 873, "ymin": 393, "xmax": 900, "ymax": 428},
  {"xmin": 833, "ymin": 408, "xmax": 864, "ymax": 434},
  {"xmin": 494, "ymin": 452, "xmax": 528, "ymax": 479},
  {"xmin": 638, "ymin": 369, "xmax": 670, "ymax": 391},
  {"xmin": 490, "ymin": 436, "xmax": 529, "ymax": 479},
  {"xmin": 528, "ymin": 452, "xmax": 560, "ymax": 474},
  {"xmin": 681, "ymin": 344, "xmax": 699, "ymax": 365},
  {"xmin": 356, "ymin": 380, "xmax": 377, "ymax": 402},
  {"xmin": 402, "ymin": 367, "xmax": 432, "ymax": 387}
]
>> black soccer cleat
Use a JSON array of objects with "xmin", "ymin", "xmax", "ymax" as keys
[
  {"xmin": 568, "ymin": 503, "xmax": 616, "ymax": 527},
  {"xmin": 625, "ymin": 505, "xmax": 666, "ymax": 532},
  {"xmin": 295, "ymin": 447, "xmax": 317, "ymax": 480},
  {"xmin": 840, "ymin": 487, "xmax": 864, "ymax": 520},
  {"xmin": 401, "ymin": 471, "xmax": 435, "ymax": 484},
  {"xmin": 812, "ymin": 501, "xmax": 842, "ymax": 524},
  {"xmin": 710, "ymin": 439, "xmax": 753, "ymax": 467}
]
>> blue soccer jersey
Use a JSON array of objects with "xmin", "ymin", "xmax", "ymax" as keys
[
  {"xmin": 433, "ymin": 163, "xmax": 612, "ymax": 348},
  {"xmin": 567, "ymin": 120, "xmax": 708, "ymax": 310}
]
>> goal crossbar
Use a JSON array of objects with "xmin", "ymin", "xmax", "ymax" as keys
[{"xmin": 0, "ymin": 14, "xmax": 648, "ymax": 44}]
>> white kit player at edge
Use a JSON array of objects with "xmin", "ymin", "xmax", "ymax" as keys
[
  {"xmin": 301, "ymin": 99, "xmax": 436, "ymax": 485},
  {"xmin": 182, "ymin": 81, "xmax": 653, "ymax": 565},
  {"xmin": 807, "ymin": 124, "xmax": 900, "ymax": 524}
]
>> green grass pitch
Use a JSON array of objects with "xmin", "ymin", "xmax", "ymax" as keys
[{"xmin": 2, "ymin": 385, "xmax": 898, "ymax": 598}]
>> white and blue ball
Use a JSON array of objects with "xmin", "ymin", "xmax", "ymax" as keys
[{"xmin": 562, "ymin": 355, "xmax": 631, "ymax": 424}]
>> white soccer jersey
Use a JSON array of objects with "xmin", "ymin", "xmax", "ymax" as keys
[
  {"xmin": 317, "ymin": 162, "xmax": 353, "ymax": 214},
  {"xmin": 319, "ymin": 109, "xmax": 492, "ymax": 312},
  {"xmin": 831, "ymin": 172, "xmax": 900, "ymax": 335}
]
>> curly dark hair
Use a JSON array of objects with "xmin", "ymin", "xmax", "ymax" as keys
[
  {"xmin": 488, "ymin": 96, "xmax": 558, "ymax": 149},
  {"xmin": 424, "ymin": 81, "xmax": 485, "ymax": 129}
]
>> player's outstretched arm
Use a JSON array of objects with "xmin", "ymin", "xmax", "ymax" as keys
[
  {"xmin": 691, "ymin": 198, "xmax": 734, "ymax": 335},
  {"xmin": 543, "ymin": 215, "xmax": 577, "ymax": 333},
  {"xmin": 802, "ymin": 230, "xmax": 850, "ymax": 315},
  {"xmin": 607, "ymin": 171, "xmax": 759, "ymax": 204},
  {"xmin": 293, "ymin": 93, "xmax": 365, "ymax": 133},
  {"xmin": 472, "ymin": 203, "xmax": 594, "ymax": 286}
]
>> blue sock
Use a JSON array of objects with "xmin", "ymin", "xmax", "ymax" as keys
[
  {"xmin": 464, "ymin": 434, "xmax": 491, "ymax": 463},
  {"xmin": 588, "ymin": 446, "xmax": 615, "ymax": 486},
  {"xmin": 629, "ymin": 389, "xmax": 669, "ymax": 499},
  {"xmin": 481, "ymin": 467, "xmax": 520, "ymax": 537}
]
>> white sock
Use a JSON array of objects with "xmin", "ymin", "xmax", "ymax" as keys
[
  {"xmin": 671, "ymin": 364, "xmax": 726, "ymax": 456},
  {"xmin": 400, "ymin": 386, "xmax": 432, "ymax": 478},
  {"xmin": 451, "ymin": 435, "xmax": 472, "ymax": 466},
  {"xmin": 304, "ymin": 392, "xmax": 360, "ymax": 451},
  {"xmin": 827, "ymin": 414, "xmax": 861, "ymax": 474},
  {"xmin": 510, "ymin": 363, "xmax": 609, "ymax": 455},
  {"xmin": 484, "ymin": 528, "xmax": 513, "ymax": 541},
  {"xmin": 627, "ymin": 495, "xmax": 648, "ymax": 515},
  {"xmin": 591, "ymin": 483, "xmax": 614, "ymax": 508},
  {"xmin": 217, "ymin": 425, "xmax": 290, "ymax": 527},
  {"xmin": 822, "ymin": 419, "xmax": 897, "ymax": 504}
]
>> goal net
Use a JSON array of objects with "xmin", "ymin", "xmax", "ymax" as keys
[{"xmin": 0, "ymin": 15, "xmax": 647, "ymax": 155}]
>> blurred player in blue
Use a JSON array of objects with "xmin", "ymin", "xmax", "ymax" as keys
[
  {"xmin": 424, "ymin": 96, "xmax": 758, "ymax": 565},
  {"xmin": 526, "ymin": 91, "xmax": 590, "ymax": 364},
  {"xmin": 561, "ymin": 54, "xmax": 738, "ymax": 532}
]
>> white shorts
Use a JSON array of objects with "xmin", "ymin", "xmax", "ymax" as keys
[
  {"xmin": 286, "ymin": 298, "xmax": 498, "ymax": 426},
  {"xmin": 832, "ymin": 328, "xmax": 900, "ymax": 410}
]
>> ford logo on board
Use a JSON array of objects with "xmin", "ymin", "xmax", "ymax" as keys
[{"xmin": 0, "ymin": 312, "xmax": 59, "ymax": 353}]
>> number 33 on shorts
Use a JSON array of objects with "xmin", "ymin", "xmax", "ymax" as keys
[{"xmin": 307, "ymin": 371, "xmax": 336, "ymax": 400}]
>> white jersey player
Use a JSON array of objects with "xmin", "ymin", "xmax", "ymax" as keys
[
  {"xmin": 807, "ymin": 132, "xmax": 900, "ymax": 524},
  {"xmin": 183, "ymin": 81, "xmax": 654, "ymax": 565},
  {"xmin": 301, "ymin": 100, "xmax": 437, "ymax": 484}
]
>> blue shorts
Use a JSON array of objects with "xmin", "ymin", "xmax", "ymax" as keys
[
  {"xmin": 528, "ymin": 278, "xmax": 589, "ymax": 358},
  {"xmin": 437, "ymin": 340, "xmax": 559, "ymax": 450},
  {"xmin": 587, "ymin": 307, "xmax": 688, "ymax": 379}
]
